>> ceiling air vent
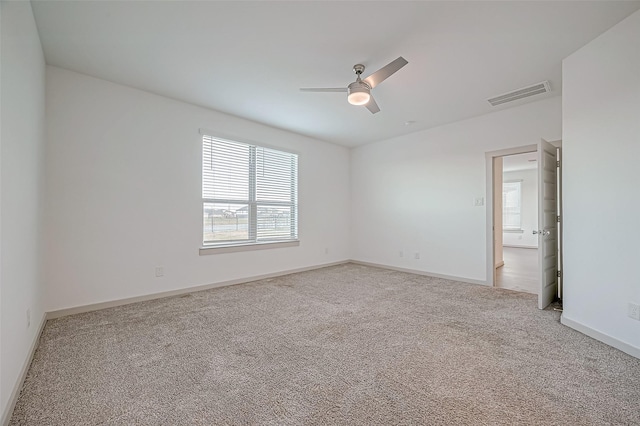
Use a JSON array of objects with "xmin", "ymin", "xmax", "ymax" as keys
[{"xmin": 487, "ymin": 81, "xmax": 551, "ymax": 106}]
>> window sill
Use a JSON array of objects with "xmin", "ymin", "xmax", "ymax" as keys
[
  {"xmin": 199, "ymin": 240, "xmax": 300, "ymax": 255},
  {"xmin": 503, "ymin": 229, "xmax": 524, "ymax": 234}
]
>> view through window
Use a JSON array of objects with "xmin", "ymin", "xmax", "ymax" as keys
[{"xmin": 202, "ymin": 135, "xmax": 298, "ymax": 246}]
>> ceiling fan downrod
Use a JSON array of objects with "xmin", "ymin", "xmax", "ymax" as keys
[{"xmin": 348, "ymin": 64, "xmax": 371, "ymax": 105}]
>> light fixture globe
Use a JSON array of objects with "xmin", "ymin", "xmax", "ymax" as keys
[{"xmin": 347, "ymin": 81, "xmax": 371, "ymax": 105}]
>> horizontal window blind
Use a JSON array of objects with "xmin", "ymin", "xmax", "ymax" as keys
[
  {"xmin": 503, "ymin": 181, "xmax": 522, "ymax": 230},
  {"xmin": 203, "ymin": 138, "xmax": 250, "ymax": 202},
  {"xmin": 202, "ymin": 135, "xmax": 298, "ymax": 246}
]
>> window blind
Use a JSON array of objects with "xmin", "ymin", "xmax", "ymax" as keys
[
  {"xmin": 202, "ymin": 135, "xmax": 298, "ymax": 246},
  {"xmin": 502, "ymin": 181, "xmax": 522, "ymax": 230}
]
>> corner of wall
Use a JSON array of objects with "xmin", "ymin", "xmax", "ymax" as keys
[{"xmin": 0, "ymin": 0, "xmax": 48, "ymax": 422}]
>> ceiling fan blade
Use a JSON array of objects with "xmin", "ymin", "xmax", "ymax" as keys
[
  {"xmin": 363, "ymin": 56, "xmax": 408, "ymax": 89},
  {"xmin": 365, "ymin": 95, "xmax": 380, "ymax": 114},
  {"xmin": 300, "ymin": 88, "xmax": 347, "ymax": 92}
]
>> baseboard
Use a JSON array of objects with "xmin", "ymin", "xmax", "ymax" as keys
[
  {"xmin": 561, "ymin": 315, "xmax": 640, "ymax": 359},
  {"xmin": 47, "ymin": 259, "xmax": 487, "ymax": 320},
  {"xmin": 46, "ymin": 260, "xmax": 350, "ymax": 320},
  {"xmin": 1, "ymin": 313, "xmax": 47, "ymax": 426},
  {"xmin": 349, "ymin": 260, "xmax": 487, "ymax": 286}
]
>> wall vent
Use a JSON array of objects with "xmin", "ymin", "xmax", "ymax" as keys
[{"xmin": 487, "ymin": 81, "xmax": 551, "ymax": 106}]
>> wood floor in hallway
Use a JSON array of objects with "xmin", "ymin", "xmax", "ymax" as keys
[{"xmin": 496, "ymin": 246, "xmax": 538, "ymax": 294}]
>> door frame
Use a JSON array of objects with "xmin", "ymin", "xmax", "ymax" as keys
[{"xmin": 485, "ymin": 145, "xmax": 537, "ymax": 287}]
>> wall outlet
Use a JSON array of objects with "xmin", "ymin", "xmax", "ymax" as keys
[
  {"xmin": 399, "ymin": 250, "xmax": 404, "ymax": 258},
  {"xmin": 474, "ymin": 197, "xmax": 485, "ymax": 207},
  {"xmin": 414, "ymin": 253, "xmax": 420, "ymax": 260},
  {"xmin": 324, "ymin": 247, "xmax": 329, "ymax": 255},
  {"xmin": 27, "ymin": 308, "xmax": 31, "ymax": 328},
  {"xmin": 155, "ymin": 267, "xmax": 164, "ymax": 277},
  {"xmin": 629, "ymin": 302, "xmax": 640, "ymax": 321}
]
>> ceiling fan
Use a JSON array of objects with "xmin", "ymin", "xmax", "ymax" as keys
[{"xmin": 300, "ymin": 56, "xmax": 408, "ymax": 114}]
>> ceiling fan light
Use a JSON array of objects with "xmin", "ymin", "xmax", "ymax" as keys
[
  {"xmin": 347, "ymin": 81, "xmax": 371, "ymax": 106},
  {"xmin": 348, "ymin": 91, "xmax": 370, "ymax": 106}
]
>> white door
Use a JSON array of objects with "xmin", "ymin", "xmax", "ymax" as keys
[{"xmin": 537, "ymin": 139, "xmax": 558, "ymax": 309}]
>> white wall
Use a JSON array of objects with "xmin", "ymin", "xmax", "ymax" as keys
[
  {"xmin": 503, "ymin": 168, "xmax": 538, "ymax": 248},
  {"xmin": 562, "ymin": 9, "xmax": 640, "ymax": 352},
  {"xmin": 0, "ymin": 1, "xmax": 46, "ymax": 420},
  {"xmin": 350, "ymin": 96, "xmax": 561, "ymax": 282},
  {"xmin": 44, "ymin": 67, "xmax": 351, "ymax": 312}
]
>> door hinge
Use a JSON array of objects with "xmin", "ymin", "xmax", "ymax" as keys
[
  {"xmin": 557, "ymin": 215, "xmax": 561, "ymax": 223},
  {"xmin": 557, "ymin": 160, "xmax": 560, "ymax": 167},
  {"xmin": 557, "ymin": 270, "xmax": 562, "ymax": 278}
]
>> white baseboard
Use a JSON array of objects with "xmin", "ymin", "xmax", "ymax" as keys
[
  {"xmin": 349, "ymin": 259, "xmax": 487, "ymax": 286},
  {"xmin": 1, "ymin": 313, "xmax": 47, "ymax": 426},
  {"xmin": 48, "ymin": 259, "xmax": 488, "ymax": 320},
  {"xmin": 561, "ymin": 315, "xmax": 640, "ymax": 359},
  {"xmin": 46, "ymin": 260, "xmax": 350, "ymax": 320}
]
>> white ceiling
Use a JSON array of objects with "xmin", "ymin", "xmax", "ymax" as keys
[{"xmin": 31, "ymin": 1, "xmax": 640, "ymax": 147}]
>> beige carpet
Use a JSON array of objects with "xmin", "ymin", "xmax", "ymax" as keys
[{"xmin": 10, "ymin": 263, "xmax": 640, "ymax": 425}]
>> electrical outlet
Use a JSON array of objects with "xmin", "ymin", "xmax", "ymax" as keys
[
  {"xmin": 474, "ymin": 197, "xmax": 484, "ymax": 207},
  {"xmin": 629, "ymin": 302, "xmax": 640, "ymax": 321},
  {"xmin": 324, "ymin": 248, "xmax": 329, "ymax": 255},
  {"xmin": 155, "ymin": 267, "xmax": 164, "ymax": 277},
  {"xmin": 399, "ymin": 250, "xmax": 404, "ymax": 258},
  {"xmin": 414, "ymin": 253, "xmax": 420, "ymax": 260},
  {"xmin": 27, "ymin": 308, "xmax": 31, "ymax": 328}
]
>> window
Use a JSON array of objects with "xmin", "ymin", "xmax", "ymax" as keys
[
  {"xmin": 202, "ymin": 135, "xmax": 298, "ymax": 248},
  {"xmin": 503, "ymin": 181, "xmax": 522, "ymax": 231}
]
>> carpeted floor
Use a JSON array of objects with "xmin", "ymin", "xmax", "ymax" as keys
[{"xmin": 10, "ymin": 263, "xmax": 640, "ymax": 425}]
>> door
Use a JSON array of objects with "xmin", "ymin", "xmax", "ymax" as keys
[{"xmin": 537, "ymin": 139, "xmax": 558, "ymax": 309}]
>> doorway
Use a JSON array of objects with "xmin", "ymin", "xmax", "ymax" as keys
[
  {"xmin": 495, "ymin": 152, "xmax": 539, "ymax": 294},
  {"xmin": 485, "ymin": 141, "xmax": 562, "ymax": 309}
]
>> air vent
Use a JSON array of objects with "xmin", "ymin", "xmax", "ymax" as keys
[{"xmin": 487, "ymin": 81, "xmax": 551, "ymax": 106}]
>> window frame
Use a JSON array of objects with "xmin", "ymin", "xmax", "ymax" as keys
[
  {"xmin": 200, "ymin": 131, "xmax": 299, "ymax": 254},
  {"xmin": 502, "ymin": 180, "xmax": 523, "ymax": 232}
]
